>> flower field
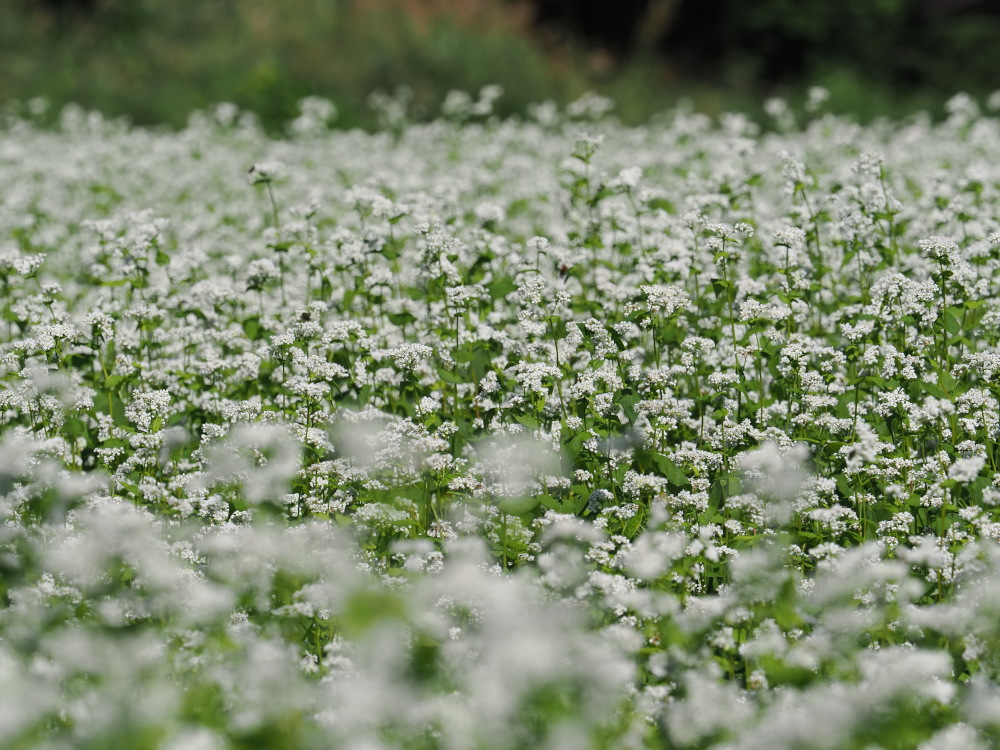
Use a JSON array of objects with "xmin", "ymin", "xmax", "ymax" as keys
[{"xmin": 5, "ymin": 91, "xmax": 1000, "ymax": 748}]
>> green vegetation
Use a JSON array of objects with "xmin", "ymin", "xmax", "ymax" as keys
[
  {"xmin": 3, "ymin": 0, "xmax": 999, "ymax": 131},
  {"xmin": 0, "ymin": 0, "xmax": 572, "ymax": 130},
  {"xmin": 4, "ymin": 91, "xmax": 1000, "ymax": 746}
]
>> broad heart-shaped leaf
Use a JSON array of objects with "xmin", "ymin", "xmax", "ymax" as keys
[
  {"xmin": 940, "ymin": 309, "xmax": 962, "ymax": 335},
  {"xmin": 915, "ymin": 380, "xmax": 947, "ymax": 399},
  {"xmin": 242, "ymin": 316, "xmax": 262, "ymax": 340},
  {"xmin": 618, "ymin": 392, "xmax": 640, "ymax": 423},
  {"xmin": 936, "ymin": 368, "xmax": 957, "ymax": 395},
  {"xmin": 486, "ymin": 277, "xmax": 517, "ymax": 300},
  {"xmin": 647, "ymin": 452, "xmax": 690, "ymax": 489},
  {"xmin": 563, "ymin": 430, "xmax": 590, "ymax": 457},
  {"xmin": 388, "ymin": 310, "xmax": 417, "ymax": 326},
  {"xmin": 497, "ymin": 495, "xmax": 541, "ymax": 516},
  {"xmin": 621, "ymin": 511, "xmax": 644, "ymax": 539},
  {"xmin": 541, "ymin": 494, "xmax": 585, "ymax": 514},
  {"xmin": 454, "ymin": 342, "xmax": 496, "ymax": 383},
  {"xmin": 514, "ymin": 413, "xmax": 540, "ymax": 429},
  {"xmin": 437, "ymin": 367, "xmax": 465, "ymax": 385},
  {"xmin": 62, "ymin": 416, "xmax": 89, "ymax": 439}
]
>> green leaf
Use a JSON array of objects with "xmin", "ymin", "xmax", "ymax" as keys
[
  {"xmin": 937, "ymin": 370, "xmax": 956, "ymax": 394},
  {"xmin": 388, "ymin": 311, "xmax": 416, "ymax": 326},
  {"xmin": 772, "ymin": 575, "xmax": 803, "ymax": 631},
  {"xmin": 563, "ymin": 431, "xmax": 590, "ymax": 456},
  {"xmin": 650, "ymin": 453, "xmax": 690, "ymax": 488},
  {"xmin": 514, "ymin": 414, "xmax": 540, "ymax": 429},
  {"xmin": 487, "ymin": 277, "xmax": 517, "ymax": 300},
  {"xmin": 497, "ymin": 495, "xmax": 541, "ymax": 516},
  {"xmin": 711, "ymin": 278, "xmax": 731, "ymax": 298},
  {"xmin": 63, "ymin": 416, "xmax": 89, "ymax": 438},
  {"xmin": 242, "ymin": 316, "xmax": 261, "ymax": 340},
  {"xmin": 540, "ymin": 494, "xmax": 580, "ymax": 513},
  {"xmin": 118, "ymin": 481, "xmax": 140, "ymax": 497},
  {"xmin": 942, "ymin": 310, "xmax": 961, "ymax": 335},
  {"xmin": 622, "ymin": 512, "xmax": 644, "ymax": 538},
  {"xmin": 918, "ymin": 381, "xmax": 947, "ymax": 399},
  {"xmin": 619, "ymin": 393, "xmax": 640, "ymax": 423},
  {"xmin": 340, "ymin": 590, "xmax": 408, "ymax": 638},
  {"xmin": 836, "ymin": 474, "xmax": 853, "ymax": 498},
  {"xmin": 437, "ymin": 367, "xmax": 465, "ymax": 385}
]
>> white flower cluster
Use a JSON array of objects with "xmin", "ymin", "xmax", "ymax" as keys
[{"xmin": 3, "ymin": 91, "xmax": 1000, "ymax": 749}]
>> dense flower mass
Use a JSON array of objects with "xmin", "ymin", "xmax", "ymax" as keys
[{"xmin": 4, "ymin": 91, "xmax": 1000, "ymax": 748}]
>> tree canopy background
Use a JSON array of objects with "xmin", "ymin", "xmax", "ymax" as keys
[{"xmin": 3, "ymin": 0, "xmax": 999, "ymax": 130}]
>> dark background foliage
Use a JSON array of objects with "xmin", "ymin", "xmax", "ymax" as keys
[{"xmin": 4, "ymin": 0, "xmax": 1000, "ymax": 130}]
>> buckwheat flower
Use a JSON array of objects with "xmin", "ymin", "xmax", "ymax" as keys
[
  {"xmin": 704, "ymin": 222, "xmax": 736, "ymax": 240},
  {"xmin": 415, "ymin": 396, "xmax": 440, "ymax": 417},
  {"xmin": 726, "ymin": 136, "xmax": 756, "ymax": 159},
  {"xmin": 665, "ymin": 668, "xmax": 754, "ymax": 747},
  {"xmin": 919, "ymin": 236, "xmax": 960, "ymax": 265},
  {"xmin": 593, "ymin": 392, "xmax": 615, "ymax": 417},
  {"xmin": 0, "ymin": 249, "xmax": 46, "ymax": 278},
  {"xmin": 917, "ymin": 724, "xmax": 987, "ymax": 750},
  {"xmin": 738, "ymin": 440, "xmax": 811, "ymax": 504},
  {"xmin": 949, "ymin": 455, "xmax": 986, "ymax": 484},
  {"xmin": 568, "ymin": 91, "xmax": 614, "ymax": 118},
  {"xmin": 572, "ymin": 131, "xmax": 605, "ymax": 161},
  {"xmin": 773, "ymin": 225, "xmax": 806, "ymax": 250},
  {"xmin": 516, "ymin": 274, "xmax": 546, "ymax": 307},
  {"xmin": 839, "ymin": 422, "xmax": 884, "ymax": 473},
  {"xmin": 525, "ymin": 235, "xmax": 550, "ymax": 255},
  {"xmin": 474, "ymin": 202, "xmax": 505, "ymax": 226},
  {"xmin": 387, "ymin": 342, "xmax": 432, "ymax": 370},
  {"xmin": 472, "ymin": 83, "xmax": 503, "ymax": 115},
  {"xmin": 805, "ymin": 85, "xmax": 830, "ymax": 111},
  {"xmin": 638, "ymin": 284, "xmax": 688, "ymax": 316},
  {"xmin": 764, "ymin": 97, "xmax": 788, "ymax": 118},
  {"xmin": 479, "ymin": 370, "xmax": 500, "ymax": 394},
  {"xmin": 513, "ymin": 362, "xmax": 560, "ymax": 395},
  {"xmin": 945, "ymin": 91, "xmax": 980, "ymax": 123},
  {"xmin": 288, "ymin": 96, "xmax": 337, "ymax": 137},
  {"xmin": 707, "ymin": 372, "xmax": 739, "ymax": 389},
  {"xmin": 739, "ymin": 298, "xmax": 773, "ymax": 322},
  {"xmin": 247, "ymin": 161, "xmax": 285, "ymax": 185},
  {"xmin": 245, "ymin": 258, "xmax": 280, "ymax": 291},
  {"xmin": 872, "ymin": 388, "xmax": 910, "ymax": 417},
  {"xmin": 201, "ymin": 423, "xmax": 301, "ymax": 505},
  {"xmin": 613, "ymin": 166, "xmax": 643, "ymax": 191},
  {"xmin": 444, "ymin": 284, "xmax": 488, "ymax": 311},
  {"xmin": 125, "ymin": 389, "xmax": 171, "ymax": 432},
  {"xmin": 442, "ymin": 89, "xmax": 474, "ymax": 119},
  {"xmin": 779, "ymin": 150, "xmax": 811, "ymax": 193},
  {"xmin": 840, "ymin": 319, "xmax": 875, "ymax": 342},
  {"xmin": 852, "ymin": 150, "xmax": 886, "ymax": 178}
]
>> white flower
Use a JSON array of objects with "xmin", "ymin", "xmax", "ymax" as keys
[
  {"xmin": 247, "ymin": 161, "xmax": 285, "ymax": 185},
  {"xmin": 387, "ymin": 343, "xmax": 433, "ymax": 370},
  {"xmin": 949, "ymin": 455, "xmax": 986, "ymax": 484},
  {"xmin": 615, "ymin": 166, "xmax": 642, "ymax": 190},
  {"xmin": 124, "ymin": 390, "xmax": 171, "ymax": 432}
]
